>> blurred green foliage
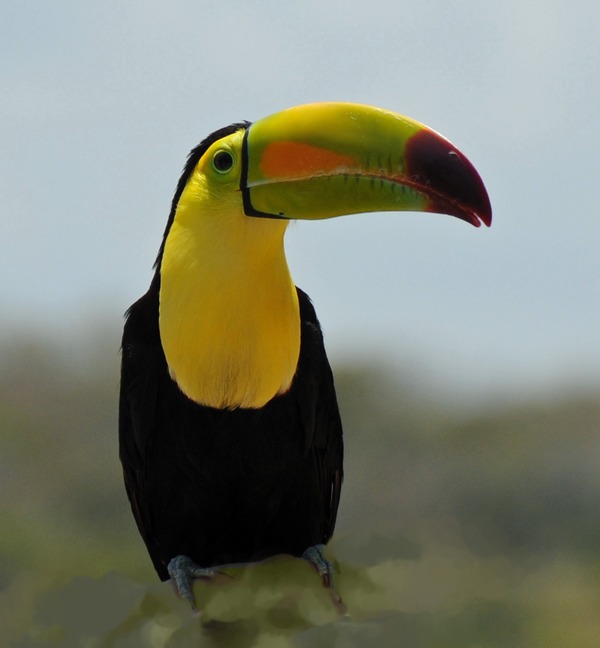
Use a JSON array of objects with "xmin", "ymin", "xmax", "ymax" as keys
[{"xmin": 1, "ymin": 329, "xmax": 600, "ymax": 646}]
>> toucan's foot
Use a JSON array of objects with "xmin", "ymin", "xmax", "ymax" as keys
[
  {"xmin": 302, "ymin": 544, "xmax": 347, "ymax": 614},
  {"xmin": 167, "ymin": 554, "xmax": 221, "ymax": 613},
  {"xmin": 303, "ymin": 544, "xmax": 334, "ymax": 588}
]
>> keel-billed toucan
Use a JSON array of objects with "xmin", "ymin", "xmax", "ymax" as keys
[{"xmin": 119, "ymin": 102, "xmax": 492, "ymax": 611}]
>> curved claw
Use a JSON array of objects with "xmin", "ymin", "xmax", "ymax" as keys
[{"xmin": 167, "ymin": 554, "xmax": 217, "ymax": 613}]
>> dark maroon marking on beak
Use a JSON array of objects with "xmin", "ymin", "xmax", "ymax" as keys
[{"xmin": 405, "ymin": 130, "xmax": 492, "ymax": 227}]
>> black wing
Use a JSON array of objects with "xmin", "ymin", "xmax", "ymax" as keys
[
  {"xmin": 118, "ymin": 280, "xmax": 168, "ymax": 577},
  {"xmin": 294, "ymin": 288, "xmax": 344, "ymax": 543}
]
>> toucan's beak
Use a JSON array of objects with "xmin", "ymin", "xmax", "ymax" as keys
[{"xmin": 241, "ymin": 102, "xmax": 492, "ymax": 227}]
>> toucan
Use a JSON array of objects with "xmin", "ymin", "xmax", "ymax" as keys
[{"xmin": 119, "ymin": 102, "xmax": 491, "ymax": 613}]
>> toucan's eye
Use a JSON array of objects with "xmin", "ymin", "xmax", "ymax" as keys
[{"xmin": 212, "ymin": 149, "xmax": 235, "ymax": 174}]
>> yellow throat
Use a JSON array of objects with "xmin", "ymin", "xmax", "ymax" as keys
[{"xmin": 158, "ymin": 131, "xmax": 300, "ymax": 410}]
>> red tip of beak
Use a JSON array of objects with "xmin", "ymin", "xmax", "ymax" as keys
[{"xmin": 405, "ymin": 130, "xmax": 492, "ymax": 227}]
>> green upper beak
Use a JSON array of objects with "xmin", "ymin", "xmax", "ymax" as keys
[{"xmin": 241, "ymin": 102, "xmax": 492, "ymax": 227}]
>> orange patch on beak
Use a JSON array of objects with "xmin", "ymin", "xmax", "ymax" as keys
[{"xmin": 260, "ymin": 141, "xmax": 357, "ymax": 180}]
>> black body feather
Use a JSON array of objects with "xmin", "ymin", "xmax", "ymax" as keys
[{"xmin": 119, "ymin": 279, "xmax": 344, "ymax": 580}]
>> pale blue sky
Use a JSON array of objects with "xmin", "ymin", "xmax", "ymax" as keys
[{"xmin": 2, "ymin": 0, "xmax": 599, "ymax": 401}]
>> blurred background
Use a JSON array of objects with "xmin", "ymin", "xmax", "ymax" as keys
[{"xmin": 2, "ymin": 1, "xmax": 600, "ymax": 645}]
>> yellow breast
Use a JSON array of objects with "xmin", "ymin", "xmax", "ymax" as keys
[{"xmin": 158, "ymin": 184, "xmax": 300, "ymax": 410}]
